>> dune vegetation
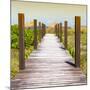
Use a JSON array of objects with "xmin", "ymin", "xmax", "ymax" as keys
[{"xmin": 11, "ymin": 24, "xmax": 40, "ymax": 78}]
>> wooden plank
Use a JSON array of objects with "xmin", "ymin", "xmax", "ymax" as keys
[
  {"xmin": 12, "ymin": 34, "xmax": 86, "ymax": 89},
  {"xmin": 60, "ymin": 23, "xmax": 62, "ymax": 42},
  {"xmin": 11, "ymin": 34, "xmax": 86, "ymax": 89},
  {"xmin": 75, "ymin": 16, "xmax": 81, "ymax": 67},
  {"xmin": 18, "ymin": 13, "xmax": 25, "ymax": 70},
  {"xmin": 34, "ymin": 19, "xmax": 38, "ymax": 49},
  {"xmin": 64, "ymin": 21, "xmax": 68, "ymax": 49}
]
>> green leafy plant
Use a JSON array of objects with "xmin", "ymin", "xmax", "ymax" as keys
[{"xmin": 11, "ymin": 24, "xmax": 41, "ymax": 78}]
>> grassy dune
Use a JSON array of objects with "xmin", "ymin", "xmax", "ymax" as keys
[
  {"xmin": 62, "ymin": 27, "xmax": 87, "ymax": 75},
  {"xmin": 11, "ymin": 47, "xmax": 34, "ymax": 78}
]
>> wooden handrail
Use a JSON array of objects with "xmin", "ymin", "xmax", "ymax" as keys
[{"xmin": 18, "ymin": 13, "xmax": 81, "ymax": 68}]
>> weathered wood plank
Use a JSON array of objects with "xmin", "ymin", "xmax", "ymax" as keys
[{"xmin": 11, "ymin": 34, "xmax": 86, "ymax": 89}]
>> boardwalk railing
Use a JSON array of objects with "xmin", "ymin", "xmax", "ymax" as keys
[
  {"xmin": 55, "ymin": 16, "xmax": 81, "ymax": 68},
  {"xmin": 18, "ymin": 13, "xmax": 81, "ymax": 70},
  {"xmin": 18, "ymin": 13, "xmax": 46, "ymax": 70}
]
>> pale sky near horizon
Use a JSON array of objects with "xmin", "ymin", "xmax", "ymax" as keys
[{"xmin": 11, "ymin": 1, "xmax": 87, "ymax": 27}]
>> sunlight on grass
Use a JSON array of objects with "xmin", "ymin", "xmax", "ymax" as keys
[
  {"xmin": 62, "ymin": 27, "xmax": 87, "ymax": 75},
  {"xmin": 11, "ymin": 49, "xmax": 19, "ymax": 78},
  {"xmin": 11, "ymin": 46, "xmax": 34, "ymax": 78}
]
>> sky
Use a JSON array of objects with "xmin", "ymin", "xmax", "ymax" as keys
[{"xmin": 11, "ymin": 0, "xmax": 87, "ymax": 27}]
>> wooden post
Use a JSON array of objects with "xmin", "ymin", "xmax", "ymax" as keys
[
  {"xmin": 45, "ymin": 24, "xmax": 46, "ymax": 35},
  {"xmin": 34, "ymin": 19, "xmax": 37, "ymax": 49},
  {"xmin": 57, "ymin": 24, "xmax": 60, "ymax": 38},
  {"xmin": 64, "ymin": 21, "xmax": 68, "ymax": 49},
  {"xmin": 41, "ymin": 23, "xmax": 43, "ymax": 38},
  {"xmin": 55, "ymin": 24, "xmax": 57, "ymax": 36},
  {"xmin": 43, "ymin": 24, "xmax": 46, "ymax": 36},
  {"xmin": 57, "ymin": 24, "xmax": 59, "ymax": 37},
  {"xmin": 18, "ymin": 13, "xmax": 25, "ymax": 70},
  {"xmin": 39, "ymin": 22, "xmax": 41, "ymax": 42},
  {"xmin": 55, "ymin": 24, "xmax": 56, "ymax": 35},
  {"xmin": 75, "ymin": 16, "xmax": 81, "ymax": 67},
  {"xmin": 42, "ymin": 23, "xmax": 43, "ymax": 38},
  {"xmin": 42, "ymin": 23, "xmax": 45, "ymax": 37},
  {"xmin": 43, "ymin": 24, "xmax": 45, "ymax": 36},
  {"xmin": 56, "ymin": 24, "xmax": 58, "ymax": 36},
  {"xmin": 60, "ymin": 23, "xmax": 62, "ymax": 42}
]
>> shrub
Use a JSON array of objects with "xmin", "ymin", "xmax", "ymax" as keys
[{"xmin": 11, "ymin": 25, "xmax": 35, "ymax": 49}]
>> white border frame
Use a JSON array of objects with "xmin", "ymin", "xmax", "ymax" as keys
[{"xmin": 0, "ymin": 0, "xmax": 89, "ymax": 90}]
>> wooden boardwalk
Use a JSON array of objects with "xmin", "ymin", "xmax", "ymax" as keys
[{"xmin": 11, "ymin": 34, "xmax": 87, "ymax": 89}]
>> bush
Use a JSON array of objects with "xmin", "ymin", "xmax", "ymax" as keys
[
  {"xmin": 24, "ymin": 29, "xmax": 34, "ymax": 48},
  {"xmin": 11, "ymin": 24, "xmax": 41, "ymax": 78},
  {"xmin": 11, "ymin": 25, "xmax": 19, "ymax": 48},
  {"xmin": 11, "ymin": 25, "xmax": 35, "ymax": 48}
]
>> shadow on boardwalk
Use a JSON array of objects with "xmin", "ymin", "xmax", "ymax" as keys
[{"xmin": 11, "ymin": 34, "xmax": 87, "ymax": 89}]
